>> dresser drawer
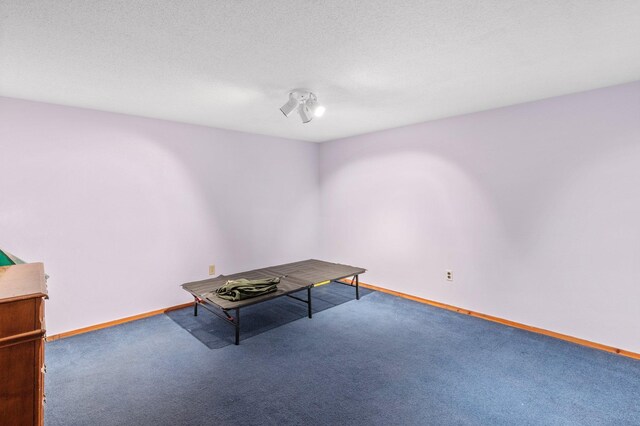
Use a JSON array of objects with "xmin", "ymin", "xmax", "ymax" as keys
[
  {"xmin": 0, "ymin": 338, "xmax": 38, "ymax": 424},
  {"xmin": 0, "ymin": 299, "xmax": 38, "ymax": 339}
]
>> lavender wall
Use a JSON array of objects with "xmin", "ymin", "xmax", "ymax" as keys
[
  {"xmin": 0, "ymin": 97, "xmax": 320, "ymax": 335},
  {"xmin": 320, "ymin": 81, "xmax": 640, "ymax": 353},
  {"xmin": 2, "ymin": 82, "xmax": 638, "ymax": 352}
]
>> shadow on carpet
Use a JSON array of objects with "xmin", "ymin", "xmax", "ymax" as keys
[{"xmin": 165, "ymin": 281, "xmax": 372, "ymax": 349}]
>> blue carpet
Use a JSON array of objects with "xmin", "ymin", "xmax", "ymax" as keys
[
  {"xmin": 45, "ymin": 287, "xmax": 640, "ymax": 425},
  {"xmin": 166, "ymin": 282, "xmax": 372, "ymax": 348}
]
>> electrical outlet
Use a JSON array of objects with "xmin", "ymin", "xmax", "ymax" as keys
[
  {"xmin": 209, "ymin": 264, "xmax": 216, "ymax": 275},
  {"xmin": 446, "ymin": 270, "xmax": 453, "ymax": 281}
]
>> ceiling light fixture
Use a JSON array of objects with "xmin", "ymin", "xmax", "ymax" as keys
[
  {"xmin": 279, "ymin": 93, "xmax": 299, "ymax": 117},
  {"xmin": 280, "ymin": 89, "xmax": 325, "ymax": 123},
  {"xmin": 305, "ymin": 95, "xmax": 326, "ymax": 118},
  {"xmin": 298, "ymin": 103, "xmax": 313, "ymax": 123}
]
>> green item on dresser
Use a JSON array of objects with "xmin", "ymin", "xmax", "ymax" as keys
[{"xmin": 0, "ymin": 250, "xmax": 16, "ymax": 267}]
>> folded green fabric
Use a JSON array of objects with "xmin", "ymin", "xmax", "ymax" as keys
[{"xmin": 211, "ymin": 277, "xmax": 280, "ymax": 301}]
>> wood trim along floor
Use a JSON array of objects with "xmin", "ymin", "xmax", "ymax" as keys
[
  {"xmin": 344, "ymin": 279, "xmax": 640, "ymax": 361},
  {"xmin": 45, "ymin": 301, "xmax": 194, "ymax": 342}
]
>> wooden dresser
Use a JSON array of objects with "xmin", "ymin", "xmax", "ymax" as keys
[{"xmin": 0, "ymin": 263, "xmax": 48, "ymax": 426}]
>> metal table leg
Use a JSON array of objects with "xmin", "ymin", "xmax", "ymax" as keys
[{"xmin": 235, "ymin": 308, "xmax": 240, "ymax": 345}]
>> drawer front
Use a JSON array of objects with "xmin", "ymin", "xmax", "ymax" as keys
[
  {"xmin": 0, "ymin": 299, "xmax": 37, "ymax": 339},
  {"xmin": 0, "ymin": 339, "xmax": 37, "ymax": 425}
]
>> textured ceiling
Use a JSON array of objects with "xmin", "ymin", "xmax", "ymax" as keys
[{"xmin": 1, "ymin": 1, "xmax": 639, "ymax": 142}]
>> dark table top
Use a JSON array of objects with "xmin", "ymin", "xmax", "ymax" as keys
[{"xmin": 181, "ymin": 259, "xmax": 365, "ymax": 310}]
